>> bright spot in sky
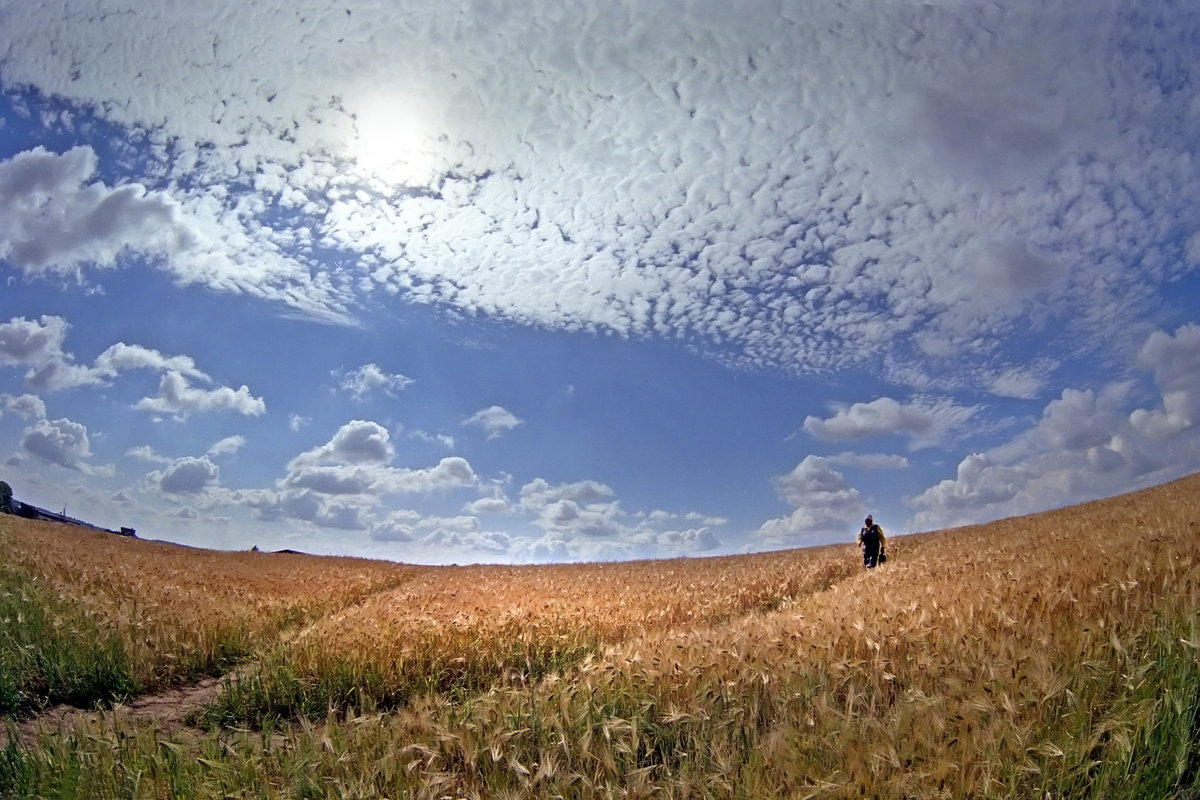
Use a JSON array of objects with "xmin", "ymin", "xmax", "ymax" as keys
[{"xmin": 349, "ymin": 93, "xmax": 435, "ymax": 186}]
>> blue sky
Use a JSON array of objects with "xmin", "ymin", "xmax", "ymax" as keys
[{"xmin": 1, "ymin": 0, "xmax": 1199, "ymax": 563}]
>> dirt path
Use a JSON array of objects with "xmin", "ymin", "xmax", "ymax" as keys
[
  {"xmin": 2, "ymin": 573, "xmax": 422, "ymax": 751},
  {"xmin": 3, "ymin": 675, "xmax": 231, "ymax": 749}
]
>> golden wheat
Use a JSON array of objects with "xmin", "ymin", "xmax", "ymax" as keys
[
  {"xmin": 0, "ymin": 514, "xmax": 415, "ymax": 689},
  {"xmin": 4, "ymin": 473, "xmax": 1199, "ymax": 799}
]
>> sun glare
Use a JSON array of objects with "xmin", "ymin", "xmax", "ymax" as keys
[{"xmin": 348, "ymin": 94, "xmax": 436, "ymax": 187}]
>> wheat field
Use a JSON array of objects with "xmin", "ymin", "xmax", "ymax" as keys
[
  {"xmin": 0, "ymin": 515, "xmax": 415, "ymax": 703},
  {"xmin": 2, "ymin": 473, "xmax": 1199, "ymax": 798}
]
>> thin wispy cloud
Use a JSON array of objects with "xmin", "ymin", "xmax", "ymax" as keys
[
  {"xmin": 462, "ymin": 405, "xmax": 523, "ymax": 439},
  {"xmin": 334, "ymin": 364, "xmax": 414, "ymax": 399}
]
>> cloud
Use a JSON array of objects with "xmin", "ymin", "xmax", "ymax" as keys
[
  {"xmin": 0, "ymin": 147, "xmax": 352, "ymax": 322},
  {"xmin": 0, "ymin": 316, "xmax": 266, "ymax": 417},
  {"xmin": 1037, "ymin": 385, "xmax": 1133, "ymax": 451},
  {"xmin": 21, "ymin": 339, "xmax": 209, "ymax": 394},
  {"xmin": 462, "ymin": 405, "xmax": 524, "ymax": 439},
  {"xmin": 376, "ymin": 457, "xmax": 477, "ymax": 494},
  {"xmin": 256, "ymin": 418, "xmax": 479, "ymax": 536},
  {"xmin": 323, "ymin": 421, "xmax": 395, "ymax": 464},
  {"xmin": 826, "ymin": 452, "xmax": 910, "ymax": 470},
  {"xmin": 535, "ymin": 498, "xmax": 624, "ymax": 539},
  {"xmin": 94, "ymin": 343, "xmax": 209, "ymax": 382},
  {"xmin": 420, "ymin": 529, "xmax": 512, "ymax": 555},
  {"xmin": 369, "ymin": 509, "xmax": 422, "ymax": 542},
  {"xmin": 282, "ymin": 464, "xmax": 376, "ymax": 495},
  {"xmin": 20, "ymin": 417, "xmax": 93, "ymax": 471},
  {"xmin": 283, "ymin": 422, "xmax": 413, "ymax": 495},
  {"xmin": 311, "ymin": 499, "xmax": 369, "ymax": 531},
  {"xmin": 513, "ymin": 476, "xmax": 725, "ymax": 556},
  {"xmin": 408, "ymin": 429, "xmax": 456, "ymax": 449},
  {"xmin": 0, "ymin": 315, "xmax": 70, "ymax": 366},
  {"xmin": 235, "ymin": 486, "xmax": 371, "ymax": 532},
  {"xmin": 276, "ymin": 490, "xmax": 368, "ymax": 531},
  {"xmin": 908, "ymin": 323, "xmax": 1200, "ymax": 531},
  {"xmin": 152, "ymin": 456, "xmax": 219, "ymax": 495},
  {"xmin": 510, "ymin": 476, "xmax": 730, "ymax": 559},
  {"xmin": 757, "ymin": 456, "xmax": 865, "ymax": 543},
  {"xmin": 771, "ymin": 456, "xmax": 861, "ymax": 510},
  {"xmin": 126, "ymin": 444, "xmax": 168, "ymax": 464},
  {"xmin": 23, "ymin": 357, "xmax": 105, "ymax": 393},
  {"xmin": 334, "ymin": 363, "xmax": 414, "ymax": 399},
  {"xmin": 2, "ymin": 3, "xmax": 1191, "ymax": 390},
  {"xmin": 135, "ymin": 371, "xmax": 266, "ymax": 419},
  {"xmin": 894, "ymin": 80, "xmax": 1073, "ymax": 194},
  {"xmin": 1131, "ymin": 323, "xmax": 1200, "ymax": 441},
  {"xmin": 466, "ymin": 495, "xmax": 512, "ymax": 515},
  {"xmin": 561, "ymin": 520, "xmax": 724, "ymax": 563},
  {"xmin": 657, "ymin": 527, "xmax": 721, "ymax": 552},
  {"xmin": 803, "ymin": 396, "xmax": 978, "ymax": 449},
  {"xmin": 0, "ymin": 146, "xmax": 186, "ymax": 275},
  {"xmin": 0, "ymin": 316, "xmax": 102, "ymax": 392},
  {"xmin": 988, "ymin": 371, "xmax": 1041, "ymax": 400},
  {"xmin": 519, "ymin": 478, "xmax": 615, "ymax": 513},
  {"xmin": 207, "ymin": 435, "xmax": 247, "ymax": 457},
  {"xmin": 509, "ymin": 533, "xmax": 574, "ymax": 564},
  {"xmin": 375, "ymin": 512, "xmax": 516, "ymax": 554},
  {"xmin": 419, "ymin": 515, "xmax": 479, "ymax": 534},
  {"xmin": 910, "ymin": 454, "xmax": 1027, "ymax": 518},
  {"xmin": 471, "ymin": 482, "xmax": 732, "ymax": 562},
  {"xmin": 2, "ymin": 393, "xmax": 46, "ymax": 419},
  {"xmin": 283, "ymin": 421, "xmax": 477, "ymax": 499},
  {"xmin": 289, "ymin": 420, "xmax": 395, "ymax": 469}
]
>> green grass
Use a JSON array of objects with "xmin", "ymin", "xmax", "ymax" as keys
[
  {"xmin": 0, "ymin": 564, "xmax": 262, "ymax": 721},
  {"xmin": 0, "ymin": 568, "xmax": 138, "ymax": 718},
  {"xmin": 193, "ymin": 634, "xmax": 600, "ymax": 730},
  {"xmin": 1034, "ymin": 614, "xmax": 1200, "ymax": 799}
]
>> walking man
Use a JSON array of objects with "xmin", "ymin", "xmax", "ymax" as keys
[{"xmin": 857, "ymin": 515, "xmax": 886, "ymax": 568}]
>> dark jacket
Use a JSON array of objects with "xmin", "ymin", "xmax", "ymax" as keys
[{"xmin": 857, "ymin": 523, "xmax": 885, "ymax": 553}]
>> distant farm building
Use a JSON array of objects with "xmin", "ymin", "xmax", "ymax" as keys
[{"xmin": 0, "ymin": 480, "xmax": 134, "ymax": 537}]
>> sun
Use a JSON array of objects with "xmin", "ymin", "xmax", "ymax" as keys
[{"xmin": 347, "ymin": 93, "xmax": 436, "ymax": 187}]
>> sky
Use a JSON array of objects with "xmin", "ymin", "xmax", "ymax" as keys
[{"xmin": 1, "ymin": 0, "xmax": 1199, "ymax": 564}]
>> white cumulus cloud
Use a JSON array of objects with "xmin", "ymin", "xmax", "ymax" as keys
[
  {"xmin": 804, "ymin": 396, "xmax": 979, "ymax": 449},
  {"xmin": 152, "ymin": 456, "xmax": 220, "ymax": 495},
  {"xmin": 2, "ymin": 393, "xmax": 47, "ymax": 419},
  {"xmin": 908, "ymin": 323, "xmax": 1200, "ymax": 531},
  {"xmin": 0, "ymin": 146, "xmax": 186, "ymax": 275},
  {"xmin": 0, "ymin": 315, "xmax": 71, "ymax": 366},
  {"xmin": 20, "ymin": 417, "xmax": 93, "ymax": 471},
  {"xmin": 135, "ymin": 371, "xmax": 266, "ymax": 419},
  {"xmin": 757, "ymin": 456, "xmax": 865, "ymax": 544}
]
